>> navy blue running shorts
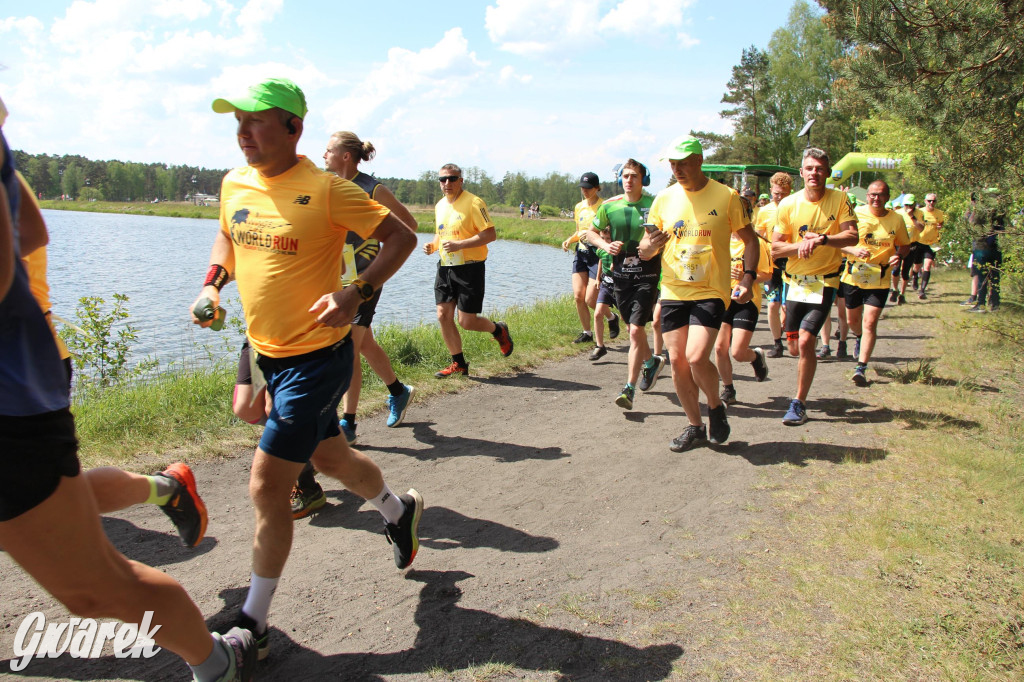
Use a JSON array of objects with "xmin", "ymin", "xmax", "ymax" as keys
[
  {"xmin": 0, "ymin": 408, "xmax": 81, "ymax": 521},
  {"xmin": 256, "ymin": 338, "xmax": 353, "ymax": 463}
]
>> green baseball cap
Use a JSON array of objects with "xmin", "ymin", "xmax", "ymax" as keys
[
  {"xmin": 212, "ymin": 77, "xmax": 308, "ymax": 119},
  {"xmin": 847, "ymin": 192, "xmax": 857, "ymax": 204},
  {"xmin": 903, "ymin": 193, "xmax": 916, "ymax": 204},
  {"xmin": 659, "ymin": 135, "xmax": 703, "ymax": 161},
  {"xmin": 758, "ymin": 193, "xmax": 769, "ymax": 201}
]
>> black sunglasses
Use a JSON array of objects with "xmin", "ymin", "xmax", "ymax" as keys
[{"xmin": 439, "ymin": 176, "xmax": 462, "ymax": 183}]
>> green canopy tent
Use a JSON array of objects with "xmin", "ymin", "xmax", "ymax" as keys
[{"xmin": 700, "ymin": 164, "xmax": 799, "ymax": 192}]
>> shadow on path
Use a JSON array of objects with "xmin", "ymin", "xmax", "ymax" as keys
[
  {"xmin": 730, "ymin": 440, "xmax": 887, "ymax": 467},
  {"xmin": 365, "ymin": 421, "xmax": 568, "ymax": 463},
  {"xmin": 101, "ymin": 516, "xmax": 217, "ymax": 566},
  {"xmin": 307, "ymin": 490, "xmax": 559, "ymax": 554}
]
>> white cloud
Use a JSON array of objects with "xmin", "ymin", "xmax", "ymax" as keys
[
  {"xmin": 236, "ymin": 0, "xmax": 283, "ymax": 33},
  {"xmin": 153, "ymin": 0, "xmax": 212, "ymax": 21},
  {"xmin": 499, "ymin": 65, "xmax": 533, "ymax": 84},
  {"xmin": 320, "ymin": 28, "xmax": 487, "ymax": 133},
  {"xmin": 486, "ymin": 0, "xmax": 699, "ymax": 55}
]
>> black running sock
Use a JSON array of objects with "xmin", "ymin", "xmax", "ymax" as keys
[
  {"xmin": 297, "ymin": 462, "xmax": 318, "ymax": 490},
  {"xmin": 452, "ymin": 353, "xmax": 467, "ymax": 366},
  {"xmin": 921, "ymin": 271, "xmax": 931, "ymax": 290},
  {"xmin": 724, "ymin": 383, "xmax": 734, "ymax": 390},
  {"xmin": 490, "ymin": 323, "xmax": 502, "ymax": 338},
  {"xmin": 386, "ymin": 379, "xmax": 404, "ymax": 396},
  {"xmin": 342, "ymin": 412, "xmax": 356, "ymax": 427}
]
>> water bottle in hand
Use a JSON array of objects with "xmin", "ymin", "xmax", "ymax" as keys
[{"xmin": 193, "ymin": 297, "xmax": 226, "ymax": 331}]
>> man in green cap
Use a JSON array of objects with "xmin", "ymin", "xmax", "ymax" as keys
[
  {"xmin": 193, "ymin": 77, "xmax": 420, "ymax": 660},
  {"xmin": 639, "ymin": 135, "xmax": 761, "ymax": 452}
]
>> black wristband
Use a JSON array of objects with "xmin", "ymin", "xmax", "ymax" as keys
[
  {"xmin": 820, "ymin": 234, "xmax": 830, "ymax": 245},
  {"xmin": 743, "ymin": 269, "xmax": 757, "ymax": 278},
  {"xmin": 204, "ymin": 264, "xmax": 230, "ymax": 291}
]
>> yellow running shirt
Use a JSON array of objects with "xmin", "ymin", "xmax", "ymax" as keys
[
  {"xmin": 753, "ymin": 201, "xmax": 778, "ymax": 239},
  {"xmin": 572, "ymin": 197, "xmax": 603, "ymax": 252},
  {"xmin": 774, "ymin": 187, "xmax": 854, "ymax": 284},
  {"xmin": 433, "ymin": 190, "xmax": 493, "ymax": 266},
  {"xmin": 897, "ymin": 207, "xmax": 925, "ymax": 243},
  {"xmin": 220, "ymin": 156, "xmax": 390, "ymax": 358},
  {"xmin": 649, "ymin": 179, "xmax": 750, "ymax": 303},
  {"xmin": 840, "ymin": 206, "xmax": 911, "ymax": 289},
  {"xmin": 919, "ymin": 208, "xmax": 944, "ymax": 245},
  {"xmin": 729, "ymin": 235, "xmax": 774, "ymax": 308}
]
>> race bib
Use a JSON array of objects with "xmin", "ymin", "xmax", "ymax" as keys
[
  {"xmin": 677, "ymin": 244, "xmax": 713, "ymax": 283},
  {"xmin": 340, "ymin": 243, "xmax": 358, "ymax": 285},
  {"xmin": 849, "ymin": 262, "xmax": 884, "ymax": 288},
  {"xmin": 787, "ymin": 274, "xmax": 825, "ymax": 303},
  {"xmin": 439, "ymin": 241, "xmax": 466, "ymax": 267}
]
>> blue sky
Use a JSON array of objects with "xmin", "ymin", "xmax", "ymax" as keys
[{"xmin": 1, "ymin": 0, "xmax": 792, "ymax": 190}]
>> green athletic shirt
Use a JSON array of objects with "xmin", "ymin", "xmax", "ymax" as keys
[{"xmin": 592, "ymin": 194, "xmax": 659, "ymax": 279}]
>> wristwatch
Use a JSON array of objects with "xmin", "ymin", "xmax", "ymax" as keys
[
  {"xmin": 351, "ymin": 278, "xmax": 375, "ymax": 301},
  {"xmin": 820, "ymin": 234, "xmax": 830, "ymax": 245}
]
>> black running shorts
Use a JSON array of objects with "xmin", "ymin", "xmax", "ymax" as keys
[
  {"xmin": 721, "ymin": 299, "xmax": 759, "ymax": 332},
  {"xmin": 435, "ymin": 261, "xmax": 486, "ymax": 314},
  {"xmin": 785, "ymin": 287, "xmax": 837, "ymax": 336},
  {"xmin": 660, "ymin": 298, "xmax": 726, "ymax": 333},
  {"xmin": 0, "ymin": 408, "xmax": 81, "ymax": 521},
  {"xmin": 613, "ymin": 277, "xmax": 659, "ymax": 327}
]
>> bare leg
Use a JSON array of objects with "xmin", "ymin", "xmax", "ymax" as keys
[
  {"xmin": 571, "ymin": 271, "xmax": 591, "ymax": 333},
  {"xmin": 436, "ymin": 302, "xmax": 462, "ymax": 355},
  {"xmin": 714, "ymin": 323, "xmax": 733, "ymax": 385},
  {"xmin": 663, "ymin": 327, "xmax": 702, "ymax": 426},
  {"xmin": 342, "ymin": 325, "xmax": 368, "ymax": 416},
  {"xmin": 626, "ymin": 323, "xmax": 650, "ymax": 386},
  {"xmin": 361, "ymin": 326, "xmax": 399, "ymax": 386},
  {"xmin": 795, "ymin": 329, "xmax": 818, "ymax": 402},
  {"xmin": 0, "ymin": 475, "xmax": 213, "ymax": 665}
]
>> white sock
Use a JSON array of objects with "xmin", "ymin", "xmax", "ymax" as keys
[
  {"xmin": 369, "ymin": 484, "xmax": 405, "ymax": 524},
  {"xmin": 189, "ymin": 633, "xmax": 230, "ymax": 682},
  {"xmin": 241, "ymin": 574, "xmax": 278, "ymax": 631}
]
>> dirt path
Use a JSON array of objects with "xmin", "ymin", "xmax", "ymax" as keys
[{"xmin": 0, "ymin": 294, "xmax": 936, "ymax": 681}]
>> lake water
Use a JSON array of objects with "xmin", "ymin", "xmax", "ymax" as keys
[{"xmin": 41, "ymin": 210, "xmax": 571, "ymax": 369}]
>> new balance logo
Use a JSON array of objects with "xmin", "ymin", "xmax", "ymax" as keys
[
  {"xmin": 708, "ymin": 209, "xmax": 718, "ymax": 216},
  {"xmin": 293, "ymin": 195, "xmax": 311, "ymax": 205}
]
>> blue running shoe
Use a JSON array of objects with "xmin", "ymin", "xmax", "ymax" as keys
[
  {"xmin": 386, "ymin": 385, "xmax": 415, "ymax": 428},
  {"xmin": 339, "ymin": 418, "xmax": 357, "ymax": 445},
  {"xmin": 782, "ymin": 399, "xmax": 807, "ymax": 426}
]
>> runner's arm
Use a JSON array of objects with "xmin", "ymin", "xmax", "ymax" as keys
[
  {"xmin": 445, "ymin": 226, "xmax": 495, "ymax": 253},
  {"xmin": 190, "ymin": 230, "xmax": 235, "ymax": 321},
  {"xmin": 733, "ymin": 225, "xmax": 758, "ymax": 303},
  {"xmin": 310, "ymin": 213, "xmax": 416, "ymax": 327},
  {"xmin": 637, "ymin": 229, "xmax": 668, "ymax": 260},
  {"xmin": 373, "ymin": 185, "xmax": 419, "ymax": 235}
]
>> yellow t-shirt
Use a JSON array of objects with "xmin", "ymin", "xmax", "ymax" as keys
[
  {"xmin": 729, "ymin": 235, "xmax": 774, "ymax": 308},
  {"xmin": 840, "ymin": 206, "xmax": 911, "ymax": 289},
  {"xmin": 774, "ymin": 187, "xmax": 855, "ymax": 284},
  {"xmin": 434, "ymin": 190, "xmax": 494, "ymax": 266},
  {"xmin": 753, "ymin": 201, "xmax": 778, "ymax": 239},
  {"xmin": 572, "ymin": 197, "xmax": 603, "ymax": 252},
  {"xmin": 649, "ymin": 179, "xmax": 751, "ymax": 303},
  {"xmin": 220, "ymin": 156, "xmax": 390, "ymax": 358},
  {"xmin": 919, "ymin": 208, "xmax": 944, "ymax": 245},
  {"xmin": 897, "ymin": 207, "xmax": 925, "ymax": 243}
]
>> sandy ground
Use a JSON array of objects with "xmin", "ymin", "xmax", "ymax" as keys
[{"xmin": 0, "ymin": 293, "xmax": 936, "ymax": 681}]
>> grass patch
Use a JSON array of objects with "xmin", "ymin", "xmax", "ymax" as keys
[
  {"xmin": 40, "ymin": 199, "xmax": 219, "ymax": 220},
  {"xmin": 690, "ymin": 269, "xmax": 1024, "ymax": 678},
  {"xmin": 557, "ymin": 593, "xmax": 616, "ymax": 626},
  {"xmin": 72, "ymin": 295, "xmax": 584, "ymax": 468}
]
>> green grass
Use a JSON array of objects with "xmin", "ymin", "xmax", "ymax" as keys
[
  {"xmin": 410, "ymin": 211, "xmax": 574, "ymax": 248},
  {"xmin": 72, "ymin": 295, "xmax": 585, "ymax": 467},
  {"xmin": 39, "ymin": 199, "xmax": 219, "ymax": 219},
  {"xmin": 674, "ymin": 268, "xmax": 1024, "ymax": 679}
]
